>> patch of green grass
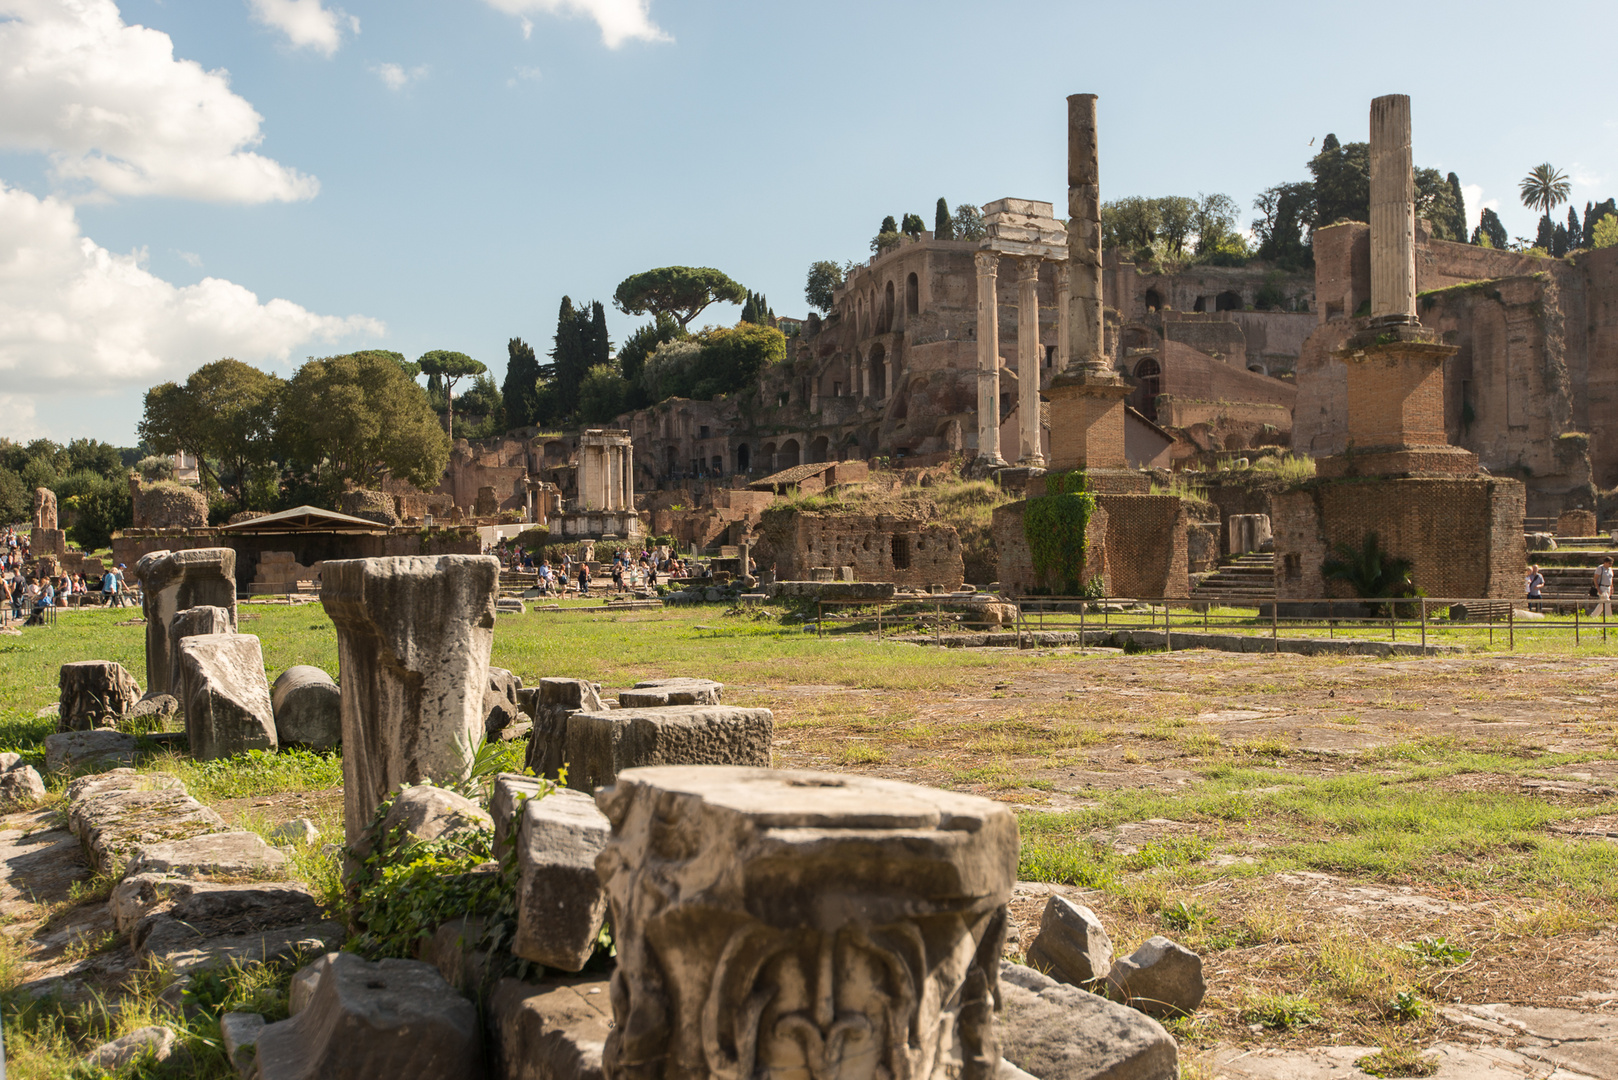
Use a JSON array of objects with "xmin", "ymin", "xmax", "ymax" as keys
[
  {"xmin": 1357, "ymin": 1046, "xmax": 1439, "ymax": 1078},
  {"xmin": 1240, "ymin": 991, "xmax": 1322, "ymax": 1029},
  {"xmin": 1401, "ymin": 936, "xmax": 1472, "ymax": 965},
  {"xmin": 148, "ymin": 747, "xmax": 343, "ymax": 801}
]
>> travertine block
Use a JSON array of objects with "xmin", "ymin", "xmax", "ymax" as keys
[
  {"xmin": 136, "ymin": 549, "xmax": 237, "ymax": 695},
  {"xmin": 564, "ymin": 706, "xmax": 772, "ymax": 792},
  {"xmin": 177, "ymin": 633, "xmax": 277, "ymax": 761}
]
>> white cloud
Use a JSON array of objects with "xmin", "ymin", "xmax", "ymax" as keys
[
  {"xmin": 371, "ymin": 62, "xmax": 429, "ymax": 91},
  {"xmin": 1461, "ymin": 184, "xmax": 1494, "ymax": 230},
  {"xmin": 507, "ymin": 65, "xmax": 542, "ymax": 87},
  {"xmin": 0, "ymin": 0, "xmax": 317, "ymax": 204},
  {"xmin": 482, "ymin": 0, "xmax": 669, "ymax": 48},
  {"xmin": 248, "ymin": 0, "xmax": 359, "ymax": 57},
  {"xmin": 176, "ymin": 250, "xmax": 203, "ymax": 267},
  {"xmin": 0, "ymin": 183, "xmax": 381, "ymax": 394}
]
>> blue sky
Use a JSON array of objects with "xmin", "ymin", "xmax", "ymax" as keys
[{"xmin": 2, "ymin": 0, "xmax": 1614, "ymax": 444}]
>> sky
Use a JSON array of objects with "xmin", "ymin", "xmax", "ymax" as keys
[{"xmin": 1, "ymin": 0, "xmax": 1614, "ymax": 445}]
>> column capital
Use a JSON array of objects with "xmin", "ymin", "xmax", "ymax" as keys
[
  {"xmin": 1017, "ymin": 256, "xmax": 1042, "ymax": 282},
  {"xmin": 973, "ymin": 250, "xmax": 1000, "ymax": 275},
  {"xmin": 1054, "ymin": 261, "xmax": 1070, "ymax": 286}
]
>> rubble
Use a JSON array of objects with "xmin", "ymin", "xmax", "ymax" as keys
[
  {"xmin": 564, "ymin": 704, "xmax": 773, "ymax": 791},
  {"xmin": 176, "ymin": 633, "xmax": 278, "ymax": 760},
  {"xmin": 269, "ymin": 665, "xmax": 342, "ymax": 750},
  {"xmin": 56, "ymin": 661, "xmax": 142, "ymax": 731}
]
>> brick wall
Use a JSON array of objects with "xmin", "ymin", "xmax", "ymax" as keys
[
  {"xmin": 1272, "ymin": 476, "xmax": 1527, "ymax": 600},
  {"xmin": 1097, "ymin": 494, "xmax": 1190, "ymax": 599},
  {"xmin": 991, "ymin": 500, "xmax": 1108, "ymax": 594},
  {"xmin": 1342, "ymin": 347, "xmax": 1448, "ymax": 448},
  {"xmin": 758, "ymin": 510, "xmax": 964, "ymax": 589}
]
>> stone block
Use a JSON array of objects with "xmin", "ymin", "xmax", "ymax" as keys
[
  {"xmin": 1106, "ymin": 935, "xmax": 1206, "ymax": 1018},
  {"xmin": 319, "ymin": 555, "xmax": 500, "ymax": 848},
  {"xmin": 128, "ymin": 693, "xmax": 179, "ymax": 725},
  {"xmin": 497, "ymin": 598, "xmax": 527, "ymax": 615},
  {"xmin": 526, "ymin": 679, "xmax": 606, "ymax": 780},
  {"xmin": 57, "ymin": 661, "xmax": 142, "ymax": 732},
  {"xmin": 486, "ymin": 667, "xmax": 523, "ymax": 737},
  {"xmin": 84, "ymin": 1026, "xmax": 176, "ymax": 1071},
  {"xmin": 539, "ymin": 678, "xmax": 604, "ymax": 710},
  {"xmin": 0, "ymin": 765, "xmax": 46, "ymax": 809},
  {"xmin": 177, "ymin": 634, "xmax": 277, "ymax": 761},
  {"xmin": 167, "ymin": 605, "xmax": 233, "ymax": 701},
  {"xmin": 594, "ymin": 767, "xmax": 1016, "ymax": 1080},
  {"xmin": 565, "ymin": 706, "xmax": 773, "ymax": 792},
  {"xmin": 270, "ymin": 666, "xmax": 341, "ymax": 750},
  {"xmin": 134, "ymin": 881, "xmax": 338, "ymax": 973},
  {"xmin": 491, "ymin": 773, "xmax": 546, "ymax": 856},
  {"xmin": 128, "ymin": 831, "xmax": 287, "ymax": 879},
  {"xmin": 512, "ymin": 788, "xmax": 611, "ymax": 972},
  {"xmin": 253, "ymin": 953, "xmax": 484, "ymax": 1080},
  {"xmin": 220, "ymin": 1012, "xmax": 266, "ymax": 1076},
  {"xmin": 998, "ymin": 961, "xmax": 1177, "ymax": 1080},
  {"xmin": 288, "ymin": 953, "xmax": 333, "ymax": 1016},
  {"xmin": 353, "ymin": 784, "xmax": 492, "ymax": 868},
  {"xmin": 45, "ymin": 729, "xmax": 137, "ymax": 773},
  {"xmin": 421, "ymin": 916, "xmax": 493, "ymax": 995},
  {"xmin": 136, "ymin": 548, "xmax": 237, "ymax": 695},
  {"xmin": 617, "ymin": 677, "xmax": 723, "ymax": 707},
  {"xmin": 487, "ymin": 975, "xmax": 611, "ymax": 1080},
  {"xmin": 1025, "ymin": 895, "xmax": 1113, "ymax": 986}
]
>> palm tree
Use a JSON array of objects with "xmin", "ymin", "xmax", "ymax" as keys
[
  {"xmin": 1321, "ymin": 532, "xmax": 1417, "ymax": 614},
  {"xmin": 1520, "ymin": 163, "xmax": 1572, "ymax": 218}
]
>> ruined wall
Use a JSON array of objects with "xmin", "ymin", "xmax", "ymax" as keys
[
  {"xmin": 758, "ymin": 510, "xmax": 964, "ymax": 589},
  {"xmin": 1579, "ymin": 246, "xmax": 1618, "ymax": 487},
  {"xmin": 1271, "ymin": 476, "xmax": 1526, "ymax": 600},
  {"xmin": 991, "ymin": 501, "xmax": 1108, "ymax": 595},
  {"xmin": 1096, "ymin": 493, "xmax": 1190, "ymax": 600}
]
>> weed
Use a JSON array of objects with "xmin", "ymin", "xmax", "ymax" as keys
[
  {"xmin": 1401, "ymin": 936, "xmax": 1472, "ymax": 965},
  {"xmin": 1240, "ymin": 991, "xmax": 1322, "ymax": 1029},
  {"xmin": 1387, "ymin": 990, "xmax": 1427, "ymax": 1021},
  {"xmin": 1160, "ymin": 899, "xmax": 1213, "ymax": 932},
  {"xmin": 1357, "ymin": 1046, "xmax": 1439, "ymax": 1078}
]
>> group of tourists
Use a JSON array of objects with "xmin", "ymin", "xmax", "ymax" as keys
[
  {"xmin": 482, "ymin": 535, "xmax": 705, "ymax": 598},
  {"xmin": 1522, "ymin": 558, "xmax": 1618, "ymax": 617}
]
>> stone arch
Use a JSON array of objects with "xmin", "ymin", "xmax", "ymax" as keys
[
  {"xmin": 906, "ymin": 272, "xmax": 919, "ymax": 315},
  {"xmin": 780, "ymin": 439, "xmax": 801, "ymax": 468},
  {"xmin": 1248, "ymin": 363, "xmax": 1267, "ymax": 375},
  {"xmin": 1216, "ymin": 290, "xmax": 1242, "ymax": 312},
  {"xmin": 1133, "ymin": 357, "xmax": 1162, "ymax": 422},
  {"xmin": 880, "ymin": 281, "xmax": 895, "ymax": 333},
  {"xmin": 1144, "ymin": 287, "xmax": 1163, "ymax": 312},
  {"xmin": 809, "ymin": 435, "xmax": 829, "ymax": 463},
  {"xmin": 737, "ymin": 443, "xmax": 751, "ymax": 473},
  {"xmin": 762, "ymin": 441, "xmax": 778, "ymax": 470},
  {"xmin": 869, "ymin": 343, "xmax": 887, "ymax": 399}
]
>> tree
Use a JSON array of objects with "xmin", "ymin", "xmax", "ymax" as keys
[
  {"xmin": 1473, "ymin": 207, "xmax": 1508, "ymax": 249},
  {"xmin": 619, "ymin": 313, "xmax": 686, "ymax": 394},
  {"xmin": 613, "ymin": 267, "xmax": 747, "ymax": 331},
  {"xmin": 1584, "ymin": 199, "xmax": 1616, "ymax": 248},
  {"xmin": 1101, "ymin": 196, "xmax": 1161, "ymax": 251},
  {"xmin": 878, "ymin": 215, "xmax": 897, "ymax": 235},
  {"xmin": 577, "ymin": 363, "xmax": 629, "ymax": 423},
  {"xmin": 137, "ymin": 358, "xmax": 284, "ymax": 508},
  {"xmin": 1321, "ymin": 532, "xmax": 1416, "ymax": 613},
  {"xmin": 1446, "ymin": 172, "xmax": 1468, "ymax": 243},
  {"xmin": 281, "ymin": 351, "xmax": 450, "ymax": 495},
  {"xmin": 1155, "ymin": 196, "xmax": 1198, "ymax": 256},
  {"xmin": 1567, "ymin": 206, "xmax": 1583, "ymax": 251},
  {"xmin": 1520, "ymin": 163, "xmax": 1571, "ymax": 219},
  {"xmin": 1252, "ymin": 182, "xmax": 1314, "ymax": 268},
  {"xmin": 1192, "ymin": 193, "xmax": 1239, "ymax": 254},
  {"xmin": 934, "ymin": 197, "xmax": 953, "ymax": 240},
  {"xmin": 1535, "ymin": 214, "xmax": 1557, "ymax": 253},
  {"xmin": 68, "ymin": 481, "xmax": 131, "ymax": 551},
  {"xmin": 640, "ymin": 323, "xmax": 786, "ymax": 402},
  {"xmin": 1416, "ymin": 168, "xmax": 1465, "ymax": 241},
  {"xmin": 0, "ymin": 468, "xmax": 27, "ymax": 527},
  {"xmin": 900, "ymin": 213, "xmax": 925, "ymax": 238},
  {"xmin": 502, "ymin": 338, "xmax": 541, "ymax": 429},
  {"xmin": 417, "ymin": 350, "xmax": 487, "ymax": 437},
  {"xmin": 456, "ymin": 374, "xmax": 504, "ymax": 433},
  {"xmin": 805, "ymin": 261, "xmax": 844, "ymax": 314},
  {"xmin": 589, "ymin": 301, "xmax": 610, "ymax": 369},
  {"xmin": 741, "ymin": 294, "xmax": 758, "ymax": 324},
  {"xmin": 1593, "ymin": 214, "xmax": 1618, "ymax": 249},
  {"xmin": 1309, "ymin": 136, "xmax": 1370, "ymax": 228},
  {"xmin": 951, "ymin": 203, "xmax": 985, "ymax": 242},
  {"xmin": 1553, "ymin": 222, "xmax": 1571, "ymax": 258}
]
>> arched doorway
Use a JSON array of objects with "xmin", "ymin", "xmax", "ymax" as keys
[
  {"xmin": 881, "ymin": 281, "xmax": 895, "ymax": 333},
  {"xmin": 1216, "ymin": 290, "xmax": 1242, "ymax": 312},
  {"xmin": 906, "ymin": 272, "xmax": 919, "ymax": 315},
  {"xmin": 1133, "ymin": 358, "xmax": 1162, "ymax": 422},
  {"xmin": 869, "ymin": 343, "xmax": 887, "ymax": 399},
  {"xmin": 780, "ymin": 439, "xmax": 801, "ymax": 468},
  {"xmin": 762, "ymin": 442, "xmax": 777, "ymax": 471},
  {"xmin": 736, "ymin": 444, "xmax": 751, "ymax": 473},
  {"xmin": 664, "ymin": 446, "xmax": 677, "ymax": 476},
  {"xmin": 809, "ymin": 435, "xmax": 829, "ymax": 463},
  {"xmin": 1144, "ymin": 287, "xmax": 1163, "ymax": 312}
]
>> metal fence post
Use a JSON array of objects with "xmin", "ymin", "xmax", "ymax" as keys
[
  {"xmin": 876, "ymin": 603, "xmax": 882, "ymax": 641},
  {"xmin": 1272, "ymin": 599, "xmax": 1279, "ymax": 655},
  {"xmin": 1508, "ymin": 602, "xmax": 1514, "ymax": 650},
  {"xmin": 1420, "ymin": 598, "xmax": 1426, "ymax": 653},
  {"xmin": 817, "ymin": 601, "xmax": 823, "ymax": 638},
  {"xmin": 1165, "ymin": 599, "xmax": 1172, "ymax": 653}
]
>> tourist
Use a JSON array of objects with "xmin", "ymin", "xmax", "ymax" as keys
[
  {"xmin": 1525, "ymin": 565, "xmax": 1545, "ymax": 612},
  {"xmin": 537, "ymin": 560, "xmax": 553, "ymax": 595},
  {"xmin": 26, "ymin": 579, "xmax": 51, "ymax": 626},
  {"xmin": 646, "ymin": 562, "xmax": 658, "ymax": 590},
  {"xmin": 577, "ymin": 561, "xmax": 591, "ymax": 596},
  {"xmin": 1589, "ymin": 557, "xmax": 1613, "ymax": 618},
  {"xmin": 611, "ymin": 560, "xmax": 624, "ymax": 593}
]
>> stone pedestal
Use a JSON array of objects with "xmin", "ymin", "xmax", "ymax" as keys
[
  {"xmin": 135, "ymin": 549, "xmax": 238, "ymax": 696},
  {"xmin": 1316, "ymin": 328, "xmax": 1473, "ymax": 478},
  {"xmin": 1044, "ymin": 375, "xmax": 1132, "ymax": 472},
  {"xmin": 594, "ymin": 766, "xmax": 1017, "ymax": 1080},
  {"xmin": 319, "ymin": 555, "xmax": 499, "ymax": 847}
]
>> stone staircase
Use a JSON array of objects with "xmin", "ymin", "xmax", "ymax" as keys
[{"xmin": 1191, "ymin": 553, "xmax": 1276, "ymax": 606}]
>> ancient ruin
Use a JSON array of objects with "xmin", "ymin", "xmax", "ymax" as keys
[{"xmin": 135, "ymin": 549, "xmax": 238, "ymax": 696}]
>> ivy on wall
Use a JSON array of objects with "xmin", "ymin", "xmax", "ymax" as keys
[{"xmin": 1024, "ymin": 470, "xmax": 1096, "ymax": 595}]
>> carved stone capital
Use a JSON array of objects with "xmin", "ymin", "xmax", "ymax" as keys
[
  {"xmin": 1017, "ymin": 256, "xmax": 1042, "ymax": 282},
  {"xmin": 973, "ymin": 250, "xmax": 999, "ymax": 276}
]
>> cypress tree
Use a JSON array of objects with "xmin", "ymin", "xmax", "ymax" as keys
[
  {"xmin": 1474, "ymin": 207, "xmax": 1508, "ymax": 249},
  {"xmin": 1589, "ymin": 199, "xmax": 1618, "ymax": 245},
  {"xmin": 502, "ymin": 337, "xmax": 540, "ymax": 428},
  {"xmin": 1553, "ymin": 222, "xmax": 1570, "ymax": 257},
  {"xmin": 1536, "ymin": 214, "xmax": 1556, "ymax": 252},
  {"xmin": 590, "ymin": 301, "xmax": 611, "ymax": 369},
  {"xmin": 1583, "ymin": 201, "xmax": 1598, "ymax": 248},
  {"xmin": 879, "ymin": 215, "xmax": 897, "ymax": 235},
  {"xmin": 1568, "ymin": 206, "xmax": 1584, "ymax": 251},
  {"xmin": 935, "ymin": 197, "xmax": 953, "ymax": 239},
  {"xmin": 1446, "ymin": 173, "xmax": 1467, "ymax": 244},
  {"xmin": 550, "ymin": 296, "xmax": 585, "ymax": 416},
  {"xmin": 741, "ymin": 294, "xmax": 758, "ymax": 324}
]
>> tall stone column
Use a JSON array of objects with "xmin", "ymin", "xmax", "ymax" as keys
[
  {"xmin": 1016, "ymin": 257, "xmax": 1045, "ymax": 466},
  {"xmin": 623, "ymin": 444, "xmax": 634, "ymax": 510},
  {"xmin": 1369, "ymin": 93, "xmax": 1417, "ymax": 324},
  {"xmin": 1055, "ymin": 261, "xmax": 1071, "ymax": 372},
  {"xmin": 1067, "ymin": 94, "xmax": 1106, "ymax": 375},
  {"xmin": 974, "ymin": 251, "xmax": 1006, "ymax": 467}
]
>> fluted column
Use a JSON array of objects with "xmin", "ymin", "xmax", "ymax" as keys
[
  {"xmin": 1016, "ymin": 257, "xmax": 1045, "ymax": 466},
  {"xmin": 1067, "ymin": 94, "xmax": 1106, "ymax": 375},
  {"xmin": 1055, "ymin": 262, "xmax": 1071, "ymax": 372},
  {"xmin": 1369, "ymin": 93, "xmax": 1417, "ymax": 324},
  {"xmin": 974, "ymin": 251, "xmax": 1006, "ymax": 467}
]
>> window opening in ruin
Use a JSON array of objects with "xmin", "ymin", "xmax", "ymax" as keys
[
  {"xmin": 737, "ymin": 444, "xmax": 751, "ymax": 472},
  {"xmin": 906, "ymin": 273, "xmax": 919, "ymax": 315},
  {"xmin": 1193, "ymin": 296, "xmax": 1207, "ymax": 313},
  {"xmin": 833, "ymin": 381, "xmax": 841, "ymax": 397},
  {"xmin": 869, "ymin": 343, "xmax": 887, "ymax": 399},
  {"xmin": 699, "ymin": 425, "xmax": 710, "ymax": 439},
  {"xmin": 1045, "ymin": 345, "xmax": 1055, "ymax": 368},
  {"xmin": 882, "ymin": 281, "xmax": 895, "ymax": 333},
  {"xmin": 1216, "ymin": 291, "xmax": 1242, "ymax": 312},
  {"xmin": 1133, "ymin": 358, "xmax": 1162, "ymax": 423},
  {"xmin": 891, "ymin": 535, "xmax": 911, "ymax": 570},
  {"xmin": 1284, "ymin": 554, "xmax": 1302, "ymax": 580},
  {"xmin": 1144, "ymin": 288, "xmax": 1163, "ymax": 312},
  {"xmin": 665, "ymin": 447, "xmax": 676, "ymax": 475},
  {"xmin": 711, "ymin": 456, "xmax": 723, "ymax": 474}
]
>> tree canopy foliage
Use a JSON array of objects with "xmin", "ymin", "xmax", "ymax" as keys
[
  {"xmin": 282, "ymin": 351, "xmax": 450, "ymax": 494},
  {"xmin": 805, "ymin": 260, "xmax": 844, "ymax": 314},
  {"xmin": 138, "ymin": 358, "xmax": 282, "ymax": 508},
  {"xmin": 641, "ymin": 322, "xmax": 786, "ymax": 402},
  {"xmin": 613, "ymin": 267, "xmax": 746, "ymax": 331},
  {"xmin": 1520, "ymin": 163, "xmax": 1571, "ymax": 218},
  {"xmin": 502, "ymin": 338, "xmax": 541, "ymax": 430},
  {"xmin": 1103, "ymin": 193, "xmax": 1247, "ymax": 265}
]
